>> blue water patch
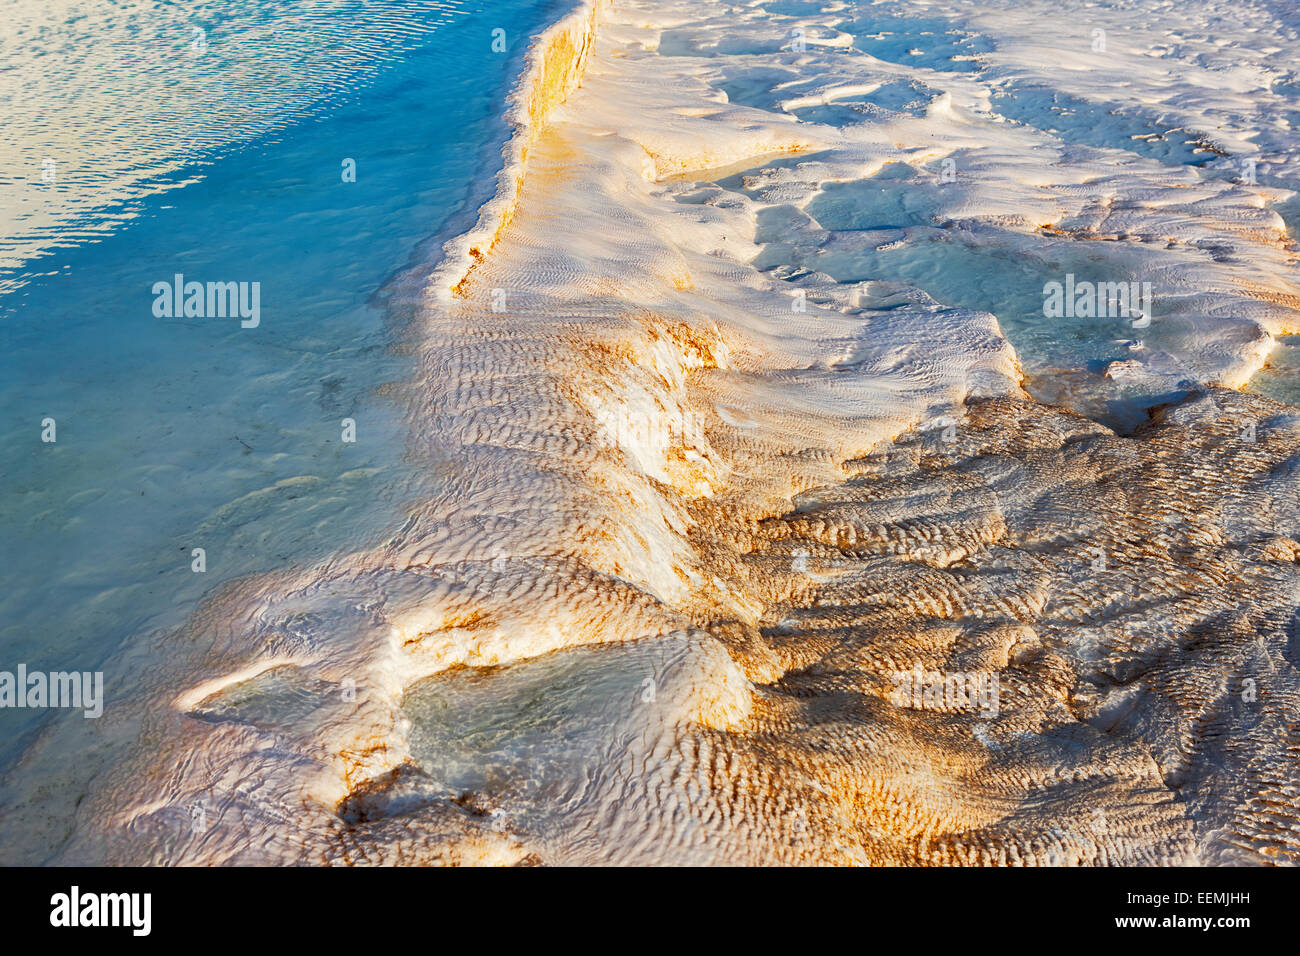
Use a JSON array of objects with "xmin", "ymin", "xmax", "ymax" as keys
[
  {"xmin": 0, "ymin": 0, "xmax": 569, "ymax": 782},
  {"xmin": 813, "ymin": 230, "xmax": 1148, "ymax": 359},
  {"xmin": 990, "ymin": 83, "xmax": 1225, "ymax": 166},
  {"xmin": 735, "ymin": 156, "xmax": 1184, "ymax": 427},
  {"xmin": 1248, "ymin": 335, "xmax": 1300, "ymax": 407},
  {"xmin": 836, "ymin": 16, "xmax": 993, "ymax": 73},
  {"xmin": 789, "ymin": 80, "xmax": 941, "ymax": 126},
  {"xmin": 805, "ymin": 163, "xmax": 936, "ymax": 230},
  {"xmin": 759, "ymin": 0, "xmax": 836, "ymax": 16}
]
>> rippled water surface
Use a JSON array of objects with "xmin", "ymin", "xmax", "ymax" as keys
[{"xmin": 0, "ymin": 0, "xmax": 565, "ymax": 824}]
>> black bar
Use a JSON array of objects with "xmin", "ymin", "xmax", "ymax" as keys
[{"xmin": 4, "ymin": 865, "xmax": 1277, "ymax": 942}]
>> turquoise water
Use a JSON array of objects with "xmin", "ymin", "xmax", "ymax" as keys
[
  {"xmin": 755, "ymin": 162, "xmax": 1158, "ymax": 367},
  {"xmin": 0, "ymin": 0, "xmax": 566, "ymax": 786},
  {"xmin": 835, "ymin": 16, "xmax": 993, "ymax": 73},
  {"xmin": 990, "ymin": 84, "xmax": 1224, "ymax": 166},
  {"xmin": 1248, "ymin": 335, "xmax": 1300, "ymax": 407},
  {"xmin": 735, "ymin": 158, "xmax": 1206, "ymax": 430}
]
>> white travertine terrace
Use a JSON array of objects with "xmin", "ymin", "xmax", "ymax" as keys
[{"xmin": 26, "ymin": 0, "xmax": 1300, "ymax": 864}]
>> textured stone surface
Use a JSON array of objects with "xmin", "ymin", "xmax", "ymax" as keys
[{"xmin": 33, "ymin": 0, "xmax": 1300, "ymax": 865}]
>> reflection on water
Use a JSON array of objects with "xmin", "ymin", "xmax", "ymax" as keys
[
  {"xmin": 0, "ymin": 0, "xmax": 466, "ymax": 290},
  {"xmin": 0, "ymin": 0, "xmax": 566, "ymax": 854}
]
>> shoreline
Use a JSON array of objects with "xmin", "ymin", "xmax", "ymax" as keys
[{"xmin": 428, "ymin": 0, "xmax": 608, "ymax": 301}]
